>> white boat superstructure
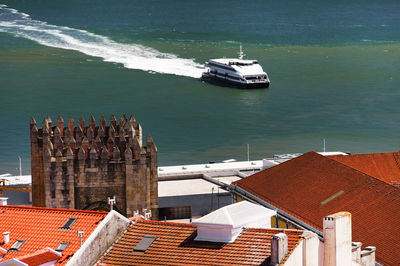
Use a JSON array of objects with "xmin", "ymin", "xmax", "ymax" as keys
[{"xmin": 201, "ymin": 45, "xmax": 270, "ymax": 88}]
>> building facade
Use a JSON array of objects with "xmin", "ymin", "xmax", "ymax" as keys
[{"xmin": 30, "ymin": 114, "xmax": 158, "ymax": 218}]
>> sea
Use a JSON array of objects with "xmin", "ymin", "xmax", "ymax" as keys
[{"xmin": 1, "ymin": 0, "xmax": 400, "ymax": 175}]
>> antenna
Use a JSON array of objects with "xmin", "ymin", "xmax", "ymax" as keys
[
  {"xmin": 238, "ymin": 43, "xmax": 245, "ymax": 60},
  {"xmin": 18, "ymin": 156, "xmax": 22, "ymax": 176},
  {"xmin": 77, "ymin": 229, "xmax": 84, "ymax": 247},
  {"xmin": 247, "ymin": 144, "xmax": 250, "ymax": 161},
  {"xmin": 210, "ymin": 187, "xmax": 214, "ymax": 212},
  {"xmin": 133, "ymin": 210, "xmax": 139, "ymax": 220},
  {"xmin": 323, "ymin": 138, "xmax": 326, "ymax": 152},
  {"xmin": 144, "ymin": 210, "xmax": 152, "ymax": 220},
  {"xmin": 108, "ymin": 196, "xmax": 116, "ymax": 211},
  {"xmin": 142, "ymin": 208, "xmax": 152, "ymax": 220}
]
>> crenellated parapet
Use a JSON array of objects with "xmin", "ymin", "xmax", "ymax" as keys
[
  {"xmin": 31, "ymin": 114, "xmax": 143, "ymax": 160},
  {"xmin": 30, "ymin": 114, "xmax": 158, "ymax": 218}
]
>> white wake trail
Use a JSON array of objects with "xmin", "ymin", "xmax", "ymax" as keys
[{"xmin": 0, "ymin": 5, "xmax": 204, "ymax": 78}]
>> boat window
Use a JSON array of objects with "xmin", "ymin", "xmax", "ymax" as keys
[{"xmin": 208, "ymin": 62, "xmax": 235, "ymax": 72}]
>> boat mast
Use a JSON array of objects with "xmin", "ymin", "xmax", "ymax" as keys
[{"xmin": 238, "ymin": 43, "xmax": 245, "ymax": 60}]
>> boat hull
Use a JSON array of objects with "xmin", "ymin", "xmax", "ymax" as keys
[{"xmin": 201, "ymin": 73, "xmax": 270, "ymax": 89}]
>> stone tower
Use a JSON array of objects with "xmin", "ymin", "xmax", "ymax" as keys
[{"xmin": 30, "ymin": 114, "xmax": 158, "ymax": 218}]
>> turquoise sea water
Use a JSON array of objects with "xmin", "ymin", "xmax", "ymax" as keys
[{"xmin": 1, "ymin": 0, "xmax": 400, "ymax": 174}]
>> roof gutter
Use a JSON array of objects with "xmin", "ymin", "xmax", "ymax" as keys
[{"xmin": 228, "ymin": 183, "xmax": 323, "ymax": 238}]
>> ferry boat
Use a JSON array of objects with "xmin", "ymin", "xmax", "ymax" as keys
[{"xmin": 201, "ymin": 45, "xmax": 270, "ymax": 88}]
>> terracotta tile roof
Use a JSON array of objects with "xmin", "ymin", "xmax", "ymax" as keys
[
  {"xmin": 12, "ymin": 248, "xmax": 61, "ymax": 265},
  {"xmin": 330, "ymin": 151, "xmax": 400, "ymax": 185},
  {"xmin": 233, "ymin": 151, "xmax": 400, "ymax": 266},
  {"xmin": 97, "ymin": 220, "xmax": 303, "ymax": 265},
  {"xmin": 0, "ymin": 206, "xmax": 108, "ymax": 265}
]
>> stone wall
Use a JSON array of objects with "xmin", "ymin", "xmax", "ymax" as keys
[{"xmin": 30, "ymin": 114, "xmax": 158, "ymax": 218}]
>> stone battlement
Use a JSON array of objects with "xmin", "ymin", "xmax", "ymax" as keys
[{"xmin": 30, "ymin": 114, "xmax": 158, "ymax": 218}]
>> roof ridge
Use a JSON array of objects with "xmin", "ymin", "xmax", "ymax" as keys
[
  {"xmin": 321, "ymin": 152, "xmax": 400, "ymax": 190},
  {"xmin": 15, "ymin": 247, "xmax": 61, "ymax": 261},
  {"xmin": 0, "ymin": 205, "xmax": 109, "ymax": 215},
  {"xmin": 244, "ymin": 227, "xmax": 303, "ymax": 233},
  {"xmin": 137, "ymin": 219, "xmax": 194, "ymax": 227},
  {"xmin": 332, "ymin": 151, "xmax": 400, "ymax": 157},
  {"xmin": 392, "ymin": 153, "xmax": 400, "ymax": 180}
]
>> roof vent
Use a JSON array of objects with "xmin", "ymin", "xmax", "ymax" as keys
[
  {"xmin": 134, "ymin": 235, "xmax": 156, "ymax": 253},
  {"xmin": 3, "ymin": 232, "xmax": 9, "ymax": 244},
  {"xmin": 192, "ymin": 201, "xmax": 276, "ymax": 243}
]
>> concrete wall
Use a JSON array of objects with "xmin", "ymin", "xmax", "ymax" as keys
[
  {"xmin": 2, "ymin": 190, "xmax": 30, "ymax": 206},
  {"xmin": 159, "ymin": 192, "xmax": 233, "ymax": 217},
  {"xmin": 66, "ymin": 210, "xmax": 131, "ymax": 266}
]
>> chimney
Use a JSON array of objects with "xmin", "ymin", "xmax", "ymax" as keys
[
  {"xmin": 270, "ymin": 233, "xmax": 288, "ymax": 265},
  {"xmin": 3, "ymin": 232, "xmax": 10, "ymax": 244},
  {"xmin": 301, "ymin": 231, "xmax": 319, "ymax": 265},
  {"xmin": 352, "ymin": 242, "xmax": 362, "ymax": 263},
  {"xmin": 360, "ymin": 246, "xmax": 376, "ymax": 266},
  {"xmin": 323, "ymin": 212, "xmax": 352, "ymax": 266},
  {"xmin": 0, "ymin": 197, "xmax": 7, "ymax": 206}
]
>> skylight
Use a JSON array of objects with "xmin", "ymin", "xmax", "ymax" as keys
[
  {"xmin": 56, "ymin": 242, "xmax": 69, "ymax": 252},
  {"xmin": 59, "ymin": 218, "xmax": 77, "ymax": 230},
  {"xmin": 133, "ymin": 235, "xmax": 156, "ymax": 253},
  {"xmin": 9, "ymin": 240, "xmax": 25, "ymax": 252}
]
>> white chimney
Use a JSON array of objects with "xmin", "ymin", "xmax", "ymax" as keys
[
  {"xmin": 192, "ymin": 201, "xmax": 276, "ymax": 243},
  {"xmin": 352, "ymin": 242, "xmax": 362, "ymax": 263},
  {"xmin": 0, "ymin": 197, "xmax": 8, "ymax": 206},
  {"xmin": 361, "ymin": 246, "xmax": 376, "ymax": 266},
  {"xmin": 270, "ymin": 233, "xmax": 288, "ymax": 265},
  {"xmin": 3, "ymin": 232, "xmax": 10, "ymax": 244},
  {"xmin": 301, "ymin": 231, "xmax": 320, "ymax": 265},
  {"xmin": 323, "ymin": 211, "xmax": 352, "ymax": 266}
]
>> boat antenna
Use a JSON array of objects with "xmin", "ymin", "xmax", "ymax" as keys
[{"xmin": 238, "ymin": 43, "xmax": 245, "ymax": 60}]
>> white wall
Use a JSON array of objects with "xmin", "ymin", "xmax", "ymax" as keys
[
  {"xmin": 66, "ymin": 211, "xmax": 131, "ymax": 266},
  {"xmin": 283, "ymin": 240, "xmax": 303, "ymax": 266}
]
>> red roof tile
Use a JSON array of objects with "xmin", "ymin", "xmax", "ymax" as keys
[
  {"xmin": 0, "ymin": 206, "xmax": 108, "ymax": 265},
  {"xmin": 97, "ymin": 220, "xmax": 303, "ymax": 265},
  {"xmin": 233, "ymin": 151, "xmax": 400, "ymax": 266},
  {"xmin": 13, "ymin": 248, "xmax": 61, "ymax": 265},
  {"xmin": 330, "ymin": 151, "xmax": 400, "ymax": 185}
]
